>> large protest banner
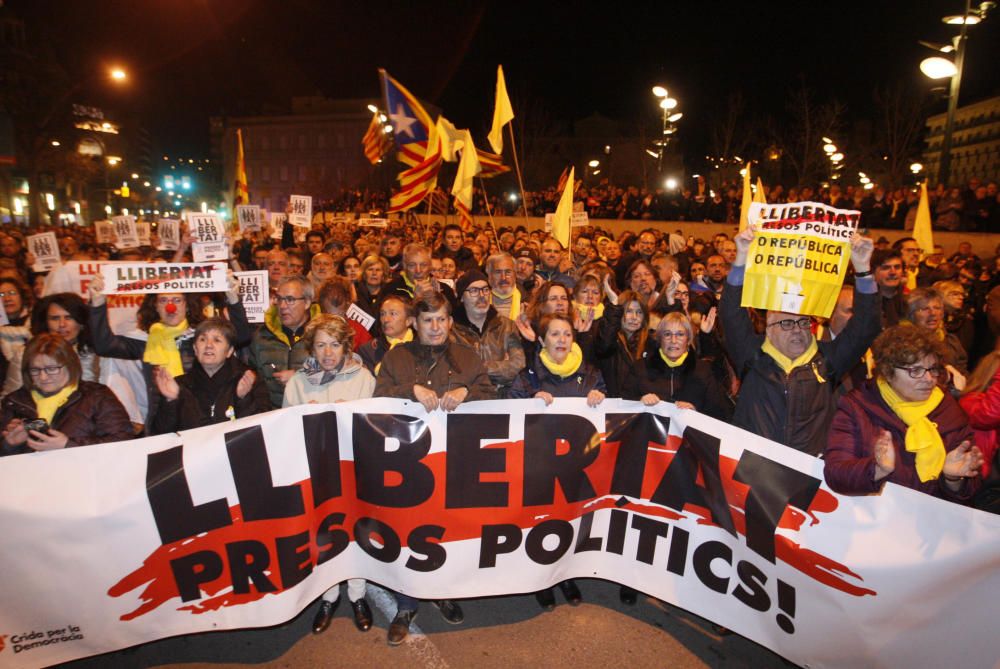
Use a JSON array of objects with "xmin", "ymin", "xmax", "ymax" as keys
[
  {"xmin": 100, "ymin": 262, "xmax": 228, "ymax": 294},
  {"xmin": 742, "ymin": 201, "xmax": 859, "ymax": 318},
  {"xmin": 0, "ymin": 399, "xmax": 996, "ymax": 669}
]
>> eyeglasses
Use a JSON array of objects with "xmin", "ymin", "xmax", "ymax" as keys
[
  {"xmin": 768, "ymin": 317, "xmax": 812, "ymax": 331},
  {"xmin": 675, "ymin": 290, "xmax": 689, "ymax": 298},
  {"xmin": 28, "ymin": 365, "xmax": 64, "ymax": 377},
  {"xmin": 661, "ymin": 331, "xmax": 689, "ymax": 340},
  {"xmin": 156, "ymin": 297, "xmax": 185, "ymax": 306},
  {"xmin": 275, "ymin": 295, "xmax": 307, "ymax": 305},
  {"xmin": 0, "ymin": 290, "xmax": 19, "ymax": 298},
  {"xmin": 896, "ymin": 365, "xmax": 944, "ymax": 379},
  {"xmin": 464, "ymin": 286, "xmax": 491, "ymax": 297}
]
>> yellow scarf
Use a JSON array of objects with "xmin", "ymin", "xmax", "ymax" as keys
[
  {"xmin": 905, "ymin": 269, "xmax": 918, "ymax": 292},
  {"xmin": 493, "ymin": 289, "xmax": 521, "ymax": 320},
  {"xmin": 375, "ymin": 329, "xmax": 414, "ymax": 375},
  {"xmin": 144, "ymin": 320, "xmax": 189, "ymax": 378},
  {"xmin": 32, "ymin": 384, "xmax": 78, "ymax": 424},
  {"xmin": 540, "ymin": 342, "xmax": 583, "ymax": 378},
  {"xmin": 762, "ymin": 338, "xmax": 818, "ymax": 375},
  {"xmin": 876, "ymin": 377, "xmax": 946, "ymax": 482},
  {"xmin": 573, "ymin": 301, "xmax": 605, "ymax": 321},
  {"xmin": 659, "ymin": 349, "xmax": 688, "ymax": 368}
]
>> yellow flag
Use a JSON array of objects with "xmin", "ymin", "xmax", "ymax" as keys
[
  {"xmin": 552, "ymin": 166, "xmax": 574, "ymax": 248},
  {"xmin": 235, "ymin": 128, "xmax": 249, "ymax": 205},
  {"xmin": 487, "ymin": 65, "xmax": 515, "ymax": 155},
  {"xmin": 738, "ymin": 165, "xmax": 752, "ymax": 231},
  {"xmin": 451, "ymin": 131, "xmax": 482, "ymax": 210},
  {"xmin": 435, "ymin": 116, "xmax": 464, "ymax": 163},
  {"xmin": 754, "ymin": 177, "xmax": 767, "ymax": 203},
  {"xmin": 913, "ymin": 181, "xmax": 934, "ymax": 259}
]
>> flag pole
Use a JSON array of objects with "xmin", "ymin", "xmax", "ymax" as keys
[
  {"xmin": 478, "ymin": 176, "xmax": 500, "ymax": 251},
  {"xmin": 506, "ymin": 123, "xmax": 530, "ymax": 227}
]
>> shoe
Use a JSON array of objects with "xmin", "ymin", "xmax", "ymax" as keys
[
  {"xmin": 558, "ymin": 580, "xmax": 582, "ymax": 606},
  {"xmin": 350, "ymin": 598, "xmax": 372, "ymax": 632},
  {"xmin": 312, "ymin": 599, "xmax": 337, "ymax": 634},
  {"xmin": 433, "ymin": 599, "xmax": 464, "ymax": 625},
  {"xmin": 388, "ymin": 610, "xmax": 416, "ymax": 646},
  {"xmin": 619, "ymin": 585, "xmax": 638, "ymax": 606},
  {"xmin": 535, "ymin": 588, "xmax": 556, "ymax": 611}
]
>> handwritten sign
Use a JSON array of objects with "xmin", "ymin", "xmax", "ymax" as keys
[
  {"xmin": 288, "ymin": 195, "xmax": 312, "ymax": 228},
  {"xmin": 28, "ymin": 232, "xmax": 61, "ymax": 272},
  {"xmin": 100, "ymin": 262, "xmax": 229, "ymax": 294},
  {"xmin": 234, "ymin": 271, "xmax": 269, "ymax": 323}
]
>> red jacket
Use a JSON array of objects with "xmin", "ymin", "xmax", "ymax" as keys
[
  {"xmin": 958, "ymin": 368, "xmax": 1000, "ymax": 478},
  {"xmin": 824, "ymin": 380, "xmax": 978, "ymax": 503}
]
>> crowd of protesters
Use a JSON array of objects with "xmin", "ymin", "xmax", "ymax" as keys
[
  {"xmin": 326, "ymin": 176, "xmax": 1000, "ymax": 232},
  {"xmin": 0, "ymin": 210, "xmax": 998, "ymax": 645}
]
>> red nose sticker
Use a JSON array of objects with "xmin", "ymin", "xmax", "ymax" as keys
[{"xmin": 165, "ymin": 303, "xmax": 178, "ymax": 314}]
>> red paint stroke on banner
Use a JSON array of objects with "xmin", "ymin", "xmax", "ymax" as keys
[{"xmin": 110, "ymin": 433, "xmax": 873, "ymax": 620}]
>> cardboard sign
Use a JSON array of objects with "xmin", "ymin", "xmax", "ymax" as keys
[
  {"xmin": 269, "ymin": 213, "xmax": 286, "ymax": 240},
  {"xmin": 571, "ymin": 211, "xmax": 589, "ymax": 227},
  {"xmin": 236, "ymin": 205, "xmax": 261, "ymax": 233},
  {"xmin": 191, "ymin": 241, "xmax": 230, "ymax": 263},
  {"xmin": 135, "ymin": 220, "xmax": 151, "ymax": 247},
  {"xmin": 234, "ymin": 270, "xmax": 269, "ymax": 323},
  {"xmin": 288, "ymin": 195, "xmax": 312, "ymax": 228},
  {"xmin": 157, "ymin": 219, "xmax": 180, "ymax": 251},
  {"xmin": 358, "ymin": 217, "xmax": 388, "ymax": 228},
  {"xmin": 345, "ymin": 302, "xmax": 376, "ymax": 331},
  {"xmin": 742, "ymin": 201, "xmax": 860, "ymax": 318},
  {"xmin": 188, "ymin": 214, "xmax": 229, "ymax": 262},
  {"xmin": 111, "ymin": 216, "xmax": 139, "ymax": 249},
  {"xmin": 94, "ymin": 220, "xmax": 115, "ymax": 245},
  {"xmin": 27, "ymin": 232, "xmax": 61, "ymax": 272},
  {"xmin": 100, "ymin": 262, "xmax": 229, "ymax": 294}
]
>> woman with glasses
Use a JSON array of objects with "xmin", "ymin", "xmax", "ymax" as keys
[
  {"xmin": 824, "ymin": 325, "xmax": 983, "ymax": 501},
  {"xmin": 1, "ymin": 333, "xmax": 132, "ymax": 456},
  {"xmin": 86, "ymin": 272, "xmax": 250, "ymax": 433}
]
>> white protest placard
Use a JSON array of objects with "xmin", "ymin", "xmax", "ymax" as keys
[
  {"xmin": 544, "ymin": 213, "xmax": 554, "ymax": 232},
  {"xmin": 571, "ymin": 211, "xmax": 589, "ymax": 227},
  {"xmin": 188, "ymin": 213, "xmax": 229, "ymax": 262},
  {"xmin": 27, "ymin": 232, "xmax": 61, "ymax": 272},
  {"xmin": 94, "ymin": 220, "xmax": 115, "ymax": 245},
  {"xmin": 358, "ymin": 217, "xmax": 388, "ymax": 228},
  {"xmin": 235, "ymin": 205, "xmax": 261, "ymax": 233},
  {"xmin": 135, "ymin": 220, "xmax": 151, "ymax": 247},
  {"xmin": 269, "ymin": 213, "xmax": 286, "ymax": 240},
  {"xmin": 288, "ymin": 195, "xmax": 312, "ymax": 228},
  {"xmin": 234, "ymin": 270, "xmax": 269, "ymax": 323},
  {"xmin": 100, "ymin": 262, "xmax": 228, "ymax": 294},
  {"xmin": 111, "ymin": 216, "xmax": 139, "ymax": 248},
  {"xmin": 346, "ymin": 302, "xmax": 376, "ymax": 331},
  {"xmin": 157, "ymin": 219, "xmax": 180, "ymax": 251}
]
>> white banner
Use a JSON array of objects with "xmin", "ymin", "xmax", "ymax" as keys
[
  {"xmin": 100, "ymin": 262, "xmax": 228, "ymax": 294},
  {"xmin": 0, "ymin": 400, "xmax": 996, "ymax": 668},
  {"xmin": 27, "ymin": 232, "xmax": 60, "ymax": 272}
]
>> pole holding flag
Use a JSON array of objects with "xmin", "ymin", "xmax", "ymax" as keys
[{"xmin": 551, "ymin": 166, "xmax": 575, "ymax": 249}]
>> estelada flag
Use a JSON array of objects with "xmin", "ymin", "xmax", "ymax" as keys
[
  {"xmin": 380, "ymin": 69, "xmax": 434, "ymax": 168},
  {"xmin": 362, "ymin": 112, "xmax": 391, "ymax": 165},
  {"xmin": 234, "ymin": 129, "xmax": 249, "ymax": 206}
]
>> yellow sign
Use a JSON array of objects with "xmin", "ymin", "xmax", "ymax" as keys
[{"xmin": 741, "ymin": 201, "xmax": 859, "ymax": 318}]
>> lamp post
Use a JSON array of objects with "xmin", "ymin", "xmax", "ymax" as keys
[
  {"xmin": 651, "ymin": 86, "xmax": 681, "ymax": 177},
  {"xmin": 918, "ymin": 1, "xmax": 993, "ymax": 186}
]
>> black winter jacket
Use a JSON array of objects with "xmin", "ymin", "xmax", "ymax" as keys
[{"xmin": 624, "ymin": 346, "xmax": 733, "ymax": 421}]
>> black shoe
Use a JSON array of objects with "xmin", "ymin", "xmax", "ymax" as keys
[
  {"xmin": 433, "ymin": 599, "xmax": 464, "ymax": 625},
  {"xmin": 312, "ymin": 599, "xmax": 337, "ymax": 634},
  {"xmin": 619, "ymin": 585, "xmax": 638, "ymax": 606},
  {"xmin": 351, "ymin": 598, "xmax": 372, "ymax": 632},
  {"xmin": 388, "ymin": 610, "xmax": 416, "ymax": 646},
  {"xmin": 535, "ymin": 588, "xmax": 556, "ymax": 611},
  {"xmin": 558, "ymin": 580, "xmax": 582, "ymax": 606}
]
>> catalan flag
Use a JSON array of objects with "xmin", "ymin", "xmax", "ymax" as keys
[
  {"xmin": 362, "ymin": 112, "xmax": 392, "ymax": 165},
  {"xmin": 389, "ymin": 122, "xmax": 443, "ymax": 212},
  {"xmin": 556, "ymin": 166, "xmax": 570, "ymax": 193},
  {"xmin": 380, "ymin": 69, "xmax": 434, "ymax": 168},
  {"xmin": 234, "ymin": 128, "xmax": 249, "ymax": 205},
  {"xmin": 477, "ymin": 148, "xmax": 510, "ymax": 178}
]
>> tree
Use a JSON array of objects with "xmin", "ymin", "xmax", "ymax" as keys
[
  {"xmin": 708, "ymin": 91, "xmax": 751, "ymax": 186},
  {"xmin": 771, "ymin": 82, "xmax": 845, "ymax": 188},
  {"xmin": 872, "ymin": 84, "xmax": 929, "ymax": 190}
]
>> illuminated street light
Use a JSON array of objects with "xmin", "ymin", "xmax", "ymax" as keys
[
  {"xmin": 645, "ymin": 149, "xmax": 659, "ymax": 158},
  {"xmin": 50, "ymin": 140, "xmax": 60, "ymax": 147},
  {"xmin": 667, "ymin": 112, "xmax": 683, "ymax": 123},
  {"xmin": 665, "ymin": 177, "xmax": 678, "ymax": 190},
  {"xmin": 920, "ymin": 56, "xmax": 958, "ymax": 79},
  {"xmin": 943, "ymin": 14, "xmax": 981, "ymax": 24},
  {"xmin": 823, "ymin": 143, "xmax": 837, "ymax": 153},
  {"xmin": 831, "ymin": 152, "xmax": 844, "ymax": 162},
  {"xmin": 821, "ymin": 136, "xmax": 834, "ymax": 144},
  {"xmin": 130, "ymin": 172, "xmax": 139, "ymax": 179},
  {"xmin": 588, "ymin": 160, "xmax": 600, "ymax": 168},
  {"xmin": 367, "ymin": 104, "xmax": 378, "ymax": 113},
  {"xmin": 910, "ymin": 162, "xmax": 924, "ymax": 173},
  {"xmin": 106, "ymin": 156, "xmax": 122, "ymax": 166},
  {"xmin": 110, "ymin": 67, "xmax": 127, "ymax": 82},
  {"xmin": 652, "ymin": 85, "xmax": 668, "ymax": 98}
]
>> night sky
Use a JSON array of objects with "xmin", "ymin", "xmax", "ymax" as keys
[{"xmin": 12, "ymin": 0, "xmax": 1000, "ymax": 167}]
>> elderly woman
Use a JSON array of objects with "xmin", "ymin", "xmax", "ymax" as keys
[
  {"xmin": 0, "ymin": 334, "xmax": 133, "ymax": 455},
  {"xmin": 933, "ymin": 279, "xmax": 974, "ymax": 355},
  {"xmin": 572, "ymin": 274, "xmax": 603, "ymax": 333},
  {"xmin": 150, "ymin": 318, "xmax": 270, "ymax": 434},
  {"xmin": 824, "ymin": 325, "xmax": 983, "ymax": 502},
  {"xmin": 282, "ymin": 313, "xmax": 375, "ymax": 635},
  {"xmin": 625, "ymin": 312, "xmax": 732, "ymax": 420},
  {"xmin": 508, "ymin": 314, "xmax": 605, "ymax": 610},
  {"xmin": 907, "ymin": 287, "xmax": 969, "ymax": 389},
  {"xmin": 354, "ymin": 254, "xmax": 390, "ymax": 320}
]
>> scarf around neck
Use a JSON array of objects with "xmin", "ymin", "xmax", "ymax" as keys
[
  {"xmin": 573, "ymin": 301, "xmax": 604, "ymax": 321},
  {"xmin": 32, "ymin": 383, "xmax": 77, "ymax": 424},
  {"xmin": 659, "ymin": 349, "xmax": 689, "ymax": 368},
  {"xmin": 540, "ymin": 342, "xmax": 584, "ymax": 378},
  {"xmin": 876, "ymin": 377, "xmax": 946, "ymax": 482},
  {"xmin": 493, "ymin": 288, "xmax": 521, "ymax": 320},
  {"xmin": 762, "ymin": 337, "xmax": 818, "ymax": 375},
  {"xmin": 144, "ymin": 320, "xmax": 189, "ymax": 377}
]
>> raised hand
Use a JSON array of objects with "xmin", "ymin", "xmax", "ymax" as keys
[{"xmin": 849, "ymin": 233, "xmax": 874, "ymax": 273}]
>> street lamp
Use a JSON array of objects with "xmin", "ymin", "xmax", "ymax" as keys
[
  {"xmin": 918, "ymin": 0, "xmax": 994, "ymax": 185},
  {"xmin": 651, "ymin": 84, "xmax": 681, "ymax": 177},
  {"xmin": 109, "ymin": 67, "xmax": 127, "ymax": 82}
]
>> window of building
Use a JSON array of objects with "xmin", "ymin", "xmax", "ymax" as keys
[
  {"xmin": 261, "ymin": 166, "xmax": 270, "ymax": 182},
  {"xmin": 298, "ymin": 165, "xmax": 307, "ymax": 181},
  {"xmin": 280, "ymin": 165, "xmax": 288, "ymax": 181}
]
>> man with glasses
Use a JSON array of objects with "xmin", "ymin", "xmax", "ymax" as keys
[
  {"xmin": 892, "ymin": 237, "xmax": 927, "ymax": 290},
  {"xmin": 720, "ymin": 227, "xmax": 880, "ymax": 455},
  {"xmin": 250, "ymin": 276, "xmax": 320, "ymax": 407},
  {"xmin": 485, "ymin": 253, "xmax": 522, "ymax": 320},
  {"xmin": 384, "ymin": 243, "xmax": 457, "ymax": 305},
  {"xmin": 451, "ymin": 270, "xmax": 525, "ymax": 396}
]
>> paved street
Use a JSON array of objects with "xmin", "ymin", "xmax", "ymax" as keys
[{"xmin": 59, "ymin": 581, "xmax": 790, "ymax": 669}]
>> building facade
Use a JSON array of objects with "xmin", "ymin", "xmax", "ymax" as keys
[{"xmin": 923, "ymin": 95, "xmax": 1000, "ymax": 187}]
